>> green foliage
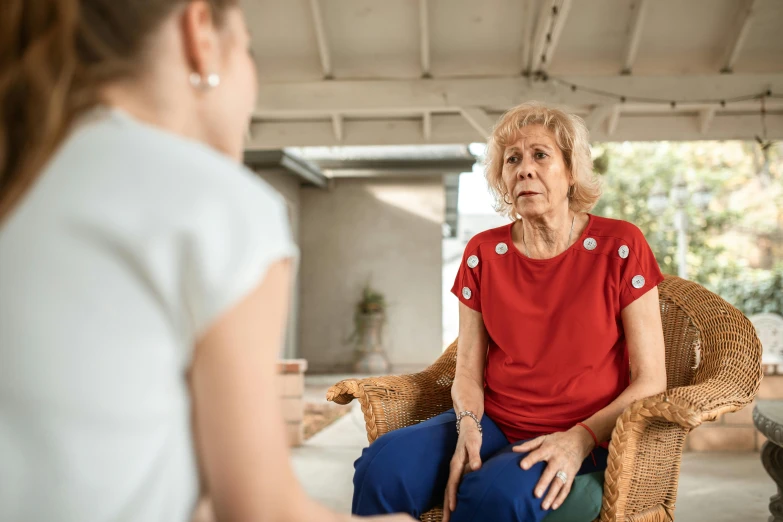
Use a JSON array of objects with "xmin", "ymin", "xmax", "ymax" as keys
[
  {"xmin": 712, "ymin": 265, "xmax": 783, "ymax": 316},
  {"xmin": 592, "ymin": 153, "xmax": 610, "ymax": 175},
  {"xmin": 591, "ymin": 141, "xmax": 783, "ymax": 316},
  {"xmin": 355, "ymin": 283, "xmax": 386, "ymax": 314},
  {"xmin": 591, "ymin": 142, "xmax": 738, "ymax": 287}
]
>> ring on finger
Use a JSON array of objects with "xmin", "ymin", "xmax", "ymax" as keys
[{"xmin": 555, "ymin": 470, "xmax": 568, "ymax": 484}]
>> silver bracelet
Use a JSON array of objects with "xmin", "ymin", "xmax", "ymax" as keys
[{"xmin": 456, "ymin": 410, "xmax": 482, "ymax": 436}]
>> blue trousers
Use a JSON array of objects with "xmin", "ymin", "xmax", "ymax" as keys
[{"xmin": 352, "ymin": 409, "xmax": 607, "ymax": 522}]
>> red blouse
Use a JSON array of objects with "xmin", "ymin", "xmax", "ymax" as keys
[{"xmin": 451, "ymin": 214, "xmax": 664, "ymax": 444}]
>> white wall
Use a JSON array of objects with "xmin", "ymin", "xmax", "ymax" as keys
[{"xmin": 299, "ymin": 176, "xmax": 445, "ymax": 373}]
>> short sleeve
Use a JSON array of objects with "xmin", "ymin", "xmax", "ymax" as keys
[
  {"xmin": 618, "ymin": 225, "xmax": 664, "ymax": 311},
  {"xmin": 450, "ymin": 239, "xmax": 483, "ymax": 312},
  {"xmin": 183, "ymin": 173, "xmax": 299, "ymax": 338}
]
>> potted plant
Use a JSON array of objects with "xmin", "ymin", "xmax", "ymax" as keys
[{"xmin": 348, "ymin": 282, "xmax": 390, "ymax": 374}]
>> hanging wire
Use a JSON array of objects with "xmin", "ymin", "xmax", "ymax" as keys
[
  {"xmin": 530, "ymin": 2, "xmax": 780, "ymax": 110},
  {"xmin": 547, "ymin": 78, "xmax": 773, "ymax": 107}
]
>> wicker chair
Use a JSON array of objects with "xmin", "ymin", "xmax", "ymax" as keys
[{"xmin": 326, "ymin": 277, "xmax": 764, "ymax": 522}]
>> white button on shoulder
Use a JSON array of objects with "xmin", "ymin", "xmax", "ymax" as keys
[
  {"xmin": 632, "ymin": 275, "xmax": 646, "ymax": 289},
  {"xmin": 618, "ymin": 245, "xmax": 630, "ymax": 259},
  {"xmin": 583, "ymin": 238, "xmax": 598, "ymax": 251},
  {"xmin": 495, "ymin": 242, "xmax": 508, "ymax": 255},
  {"xmin": 462, "ymin": 287, "xmax": 472, "ymax": 299},
  {"xmin": 467, "ymin": 255, "xmax": 479, "ymax": 268}
]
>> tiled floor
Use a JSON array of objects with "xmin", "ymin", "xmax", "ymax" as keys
[{"xmin": 295, "ymin": 376, "xmax": 777, "ymax": 521}]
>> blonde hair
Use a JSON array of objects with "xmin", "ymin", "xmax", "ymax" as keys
[{"xmin": 484, "ymin": 101, "xmax": 601, "ymax": 220}]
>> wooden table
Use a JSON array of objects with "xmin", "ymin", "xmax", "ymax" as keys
[{"xmin": 754, "ymin": 400, "xmax": 783, "ymax": 521}]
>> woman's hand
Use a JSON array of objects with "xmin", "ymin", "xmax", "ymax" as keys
[
  {"xmin": 511, "ymin": 428, "xmax": 594, "ymax": 511},
  {"xmin": 442, "ymin": 421, "xmax": 483, "ymax": 522}
]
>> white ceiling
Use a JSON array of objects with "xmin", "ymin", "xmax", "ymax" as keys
[{"xmin": 243, "ymin": 0, "xmax": 783, "ymax": 147}]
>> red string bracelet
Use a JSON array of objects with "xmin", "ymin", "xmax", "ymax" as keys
[
  {"xmin": 576, "ymin": 422, "xmax": 599, "ymax": 448},
  {"xmin": 576, "ymin": 422, "xmax": 600, "ymax": 467}
]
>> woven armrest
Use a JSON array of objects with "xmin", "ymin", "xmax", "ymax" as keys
[
  {"xmin": 326, "ymin": 372, "xmax": 453, "ymax": 443},
  {"xmin": 326, "ymin": 342, "xmax": 459, "ymax": 443},
  {"xmin": 599, "ymin": 386, "xmax": 733, "ymax": 522},
  {"xmin": 326, "ymin": 372, "xmax": 446, "ymax": 406}
]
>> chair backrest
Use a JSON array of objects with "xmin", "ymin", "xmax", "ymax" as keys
[
  {"xmin": 655, "ymin": 276, "xmax": 761, "ymax": 416},
  {"xmin": 658, "ymin": 278, "xmax": 701, "ymax": 389}
]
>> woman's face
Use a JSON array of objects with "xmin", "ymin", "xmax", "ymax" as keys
[
  {"xmin": 199, "ymin": 7, "xmax": 257, "ymax": 161},
  {"xmin": 500, "ymin": 124, "xmax": 571, "ymax": 220}
]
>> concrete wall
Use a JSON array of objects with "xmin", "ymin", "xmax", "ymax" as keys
[
  {"xmin": 254, "ymin": 168, "xmax": 302, "ymax": 359},
  {"xmin": 299, "ymin": 176, "xmax": 444, "ymax": 373}
]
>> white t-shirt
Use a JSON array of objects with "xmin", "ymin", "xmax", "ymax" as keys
[{"xmin": 0, "ymin": 108, "xmax": 297, "ymax": 522}]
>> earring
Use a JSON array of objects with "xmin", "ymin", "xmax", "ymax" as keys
[
  {"xmin": 503, "ymin": 193, "xmax": 513, "ymax": 205},
  {"xmin": 206, "ymin": 73, "xmax": 220, "ymax": 88},
  {"xmin": 189, "ymin": 72, "xmax": 221, "ymax": 90}
]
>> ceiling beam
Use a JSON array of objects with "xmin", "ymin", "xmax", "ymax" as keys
[
  {"xmin": 331, "ymin": 114, "xmax": 343, "ymax": 142},
  {"xmin": 247, "ymin": 113, "xmax": 783, "ymax": 149},
  {"xmin": 255, "ymin": 74, "xmax": 783, "ymax": 116},
  {"xmin": 423, "ymin": 111, "xmax": 432, "ymax": 141},
  {"xmin": 621, "ymin": 0, "xmax": 648, "ymax": 74},
  {"xmin": 309, "ymin": 0, "xmax": 332, "ymax": 79},
  {"xmin": 585, "ymin": 105, "xmax": 615, "ymax": 132},
  {"xmin": 460, "ymin": 107, "xmax": 495, "ymax": 139},
  {"xmin": 419, "ymin": 0, "xmax": 431, "ymax": 78},
  {"xmin": 607, "ymin": 106, "xmax": 621, "ymax": 136},
  {"xmin": 545, "ymin": 0, "xmax": 572, "ymax": 73},
  {"xmin": 721, "ymin": 0, "xmax": 757, "ymax": 73},
  {"xmin": 525, "ymin": 2, "xmax": 551, "ymax": 74},
  {"xmin": 698, "ymin": 108, "xmax": 716, "ymax": 134},
  {"xmin": 519, "ymin": 0, "xmax": 534, "ymax": 75},
  {"xmin": 528, "ymin": 0, "xmax": 573, "ymax": 74}
]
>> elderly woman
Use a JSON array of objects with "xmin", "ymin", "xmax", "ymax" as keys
[{"xmin": 351, "ymin": 102, "xmax": 667, "ymax": 522}]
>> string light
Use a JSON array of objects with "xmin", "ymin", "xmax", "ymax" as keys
[
  {"xmin": 538, "ymin": 74, "xmax": 776, "ymax": 109},
  {"xmin": 528, "ymin": 0, "xmax": 779, "ymax": 134}
]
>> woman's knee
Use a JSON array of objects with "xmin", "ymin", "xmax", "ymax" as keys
[
  {"xmin": 452, "ymin": 453, "xmax": 546, "ymax": 522},
  {"xmin": 352, "ymin": 418, "xmax": 454, "ymax": 515},
  {"xmin": 353, "ymin": 429, "xmax": 409, "ymax": 490},
  {"xmin": 353, "ymin": 430, "xmax": 410, "ymax": 514}
]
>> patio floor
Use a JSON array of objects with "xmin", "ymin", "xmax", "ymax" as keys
[{"xmin": 295, "ymin": 376, "xmax": 776, "ymax": 521}]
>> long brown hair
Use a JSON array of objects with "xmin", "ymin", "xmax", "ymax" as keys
[{"xmin": 0, "ymin": 0, "xmax": 235, "ymax": 221}]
